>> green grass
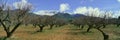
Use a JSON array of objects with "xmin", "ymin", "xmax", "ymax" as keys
[{"xmin": 0, "ymin": 24, "xmax": 120, "ymax": 40}]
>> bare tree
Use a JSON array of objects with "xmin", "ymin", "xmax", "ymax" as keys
[
  {"xmin": 48, "ymin": 16, "xmax": 56, "ymax": 29},
  {"xmin": 116, "ymin": 16, "xmax": 120, "ymax": 27},
  {"xmin": 31, "ymin": 16, "xmax": 50, "ymax": 32},
  {"xmin": 0, "ymin": 1, "xmax": 32, "ymax": 38},
  {"xmin": 93, "ymin": 13, "xmax": 112, "ymax": 40},
  {"xmin": 71, "ymin": 17, "xmax": 86, "ymax": 29},
  {"xmin": 93, "ymin": 17, "xmax": 109, "ymax": 40},
  {"xmin": 83, "ymin": 10, "xmax": 112, "ymax": 40},
  {"xmin": 54, "ymin": 18, "xmax": 68, "ymax": 27}
]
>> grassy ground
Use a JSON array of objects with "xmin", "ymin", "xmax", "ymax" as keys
[{"xmin": 0, "ymin": 24, "xmax": 120, "ymax": 40}]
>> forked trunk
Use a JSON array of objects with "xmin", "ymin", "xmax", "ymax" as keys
[
  {"xmin": 96, "ymin": 28, "xmax": 109, "ymax": 40},
  {"xmin": 38, "ymin": 25, "xmax": 45, "ymax": 32}
]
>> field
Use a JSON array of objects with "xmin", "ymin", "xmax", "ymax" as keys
[{"xmin": 0, "ymin": 24, "xmax": 120, "ymax": 40}]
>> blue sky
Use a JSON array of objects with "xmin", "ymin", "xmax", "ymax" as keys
[
  {"xmin": 4, "ymin": 0, "xmax": 120, "ymax": 17},
  {"xmin": 6, "ymin": 0, "xmax": 120, "ymax": 11}
]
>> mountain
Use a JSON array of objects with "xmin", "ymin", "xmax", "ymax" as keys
[
  {"xmin": 72, "ymin": 14, "xmax": 86, "ymax": 18},
  {"xmin": 72, "ymin": 14, "xmax": 85, "ymax": 17},
  {"xmin": 3, "ymin": 9, "xmax": 86, "ymax": 20},
  {"xmin": 53, "ymin": 12, "xmax": 86, "ymax": 20},
  {"xmin": 53, "ymin": 12, "xmax": 72, "ymax": 19}
]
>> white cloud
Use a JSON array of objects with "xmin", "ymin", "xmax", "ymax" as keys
[
  {"xmin": 34, "ymin": 10, "xmax": 57, "ymax": 16},
  {"xmin": 74, "ymin": 7, "xmax": 102, "ymax": 17},
  {"xmin": 13, "ymin": 0, "xmax": 32, "ymax": 9},
  {"xmin": 104, "ymin": 11, "xmax": 114, "ymax": 18},
  {"xmin": 74, "ymin": 7, "xmax": 87, "ymax": 15},
  {"xmin": 87, "ymin": 7, "xmax": 103, "ymax": 17},
  {"xmin": 113, "ymin": 11, "xmax": 120, "ymax": 18},
  {"xmin": 73, "ymin": 7, "xmax": 114, "ymax": 18},
  {"xmin": 22, "ymin": 0, "xmax": 27, "ymax": 3},
  {"xmin": 117, "ymin": 0, "xmax": 120, "ymax": 2},
  {"xmin": 60, "ymin": 3, "xmax": 70, "ymax": 12}
]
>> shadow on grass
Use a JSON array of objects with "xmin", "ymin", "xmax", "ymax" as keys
[
  {"xmin": 65, "ymin": 29, "xmax": 81, "ymax": 31},
  {"xmin": 0, "ymin": 37, "xmax": 8, "ymax": 40},
  {"xmin": 66, "ymin": 31, "xmax": 94, "ymax": 35},
  {"xmin": 65, "ymin": 28, "xmax": 94, "ymax": 35}
]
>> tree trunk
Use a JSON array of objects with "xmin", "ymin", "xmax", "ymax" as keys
[
  {"xmin": 80, "ymin": 25, "xmax": 84, "ymax": 29},
  {"xmin": 6, "ymin": 32, "xmax": 12, "ymax": 38},
  {"xmin": 117, "ymin": 24, "xmax": 120, "ymax": 27},
  {"xmin": 103, "ymin": 24, "xmax": 106, "ymax": 28},
  {"xmin": 40, "ymin": 27, "xmax": 43, "ymax": 32},
  {"xmin": 38, "ymin": 25, "xmax": 44, "ymax": 32},
  {"xmin": 78, "ymin": 25, "xmax": 81, "ymax": 29},
  {"xmin": 5, "ymin": 22, "xmax": 21, "ymax": 38},
  {"xmin": 10, "ymin": 22, "xmax": 21, "ymax": 34},
  {"xmin": 87, "ymin": 25, "xmax": 92, "ymax": 32},
  {"xmin": 87, "ymin": 27, "xmax": 91, "ymax": 32},
  {"xmin": 96, "ymin": 28, "xmax": 109, "ymax": 40},
  {"xmin": 50, "ymin": 24, "xmax": 54, "ymax": 29}
]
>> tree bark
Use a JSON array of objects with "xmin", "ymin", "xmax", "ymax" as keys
[
  {"xmin": 40, "ymin": 27, "xmax": 43, "ymax": 32},
  {"xmin": 80, "ymin": 25, "xmax": 84, "ymax": 29},
  {"xmin": 87, "ymin": 25, "xmax": 92, "ymax": 32},
  {"xmin": 96, "ymin": 28, "xmax": 109, "ymax": 40},
  {"xmin": 50, "ymin": 24, "xmax": 54, "ymax": 29},
  {"xmin": 103, "ymin": 24, "xmax": 106, "ymax": 28},
  {"xmin": 10, "ymin": 22, "xmax": 21, "ymax": 34},
  {"xmin": 117, "ymin": 24, "xmax": 120, "ymax": 27},
  {"xmin": 0, "ymin": 20, "xmax": 21, "ymax": 38},
  {"xmin": 6, "ymin": 32, "xmax": 12, "ymax": 38},
  {"xmin": 38, "ymin": 25, "xmax": 44, "ymax": 32}
]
